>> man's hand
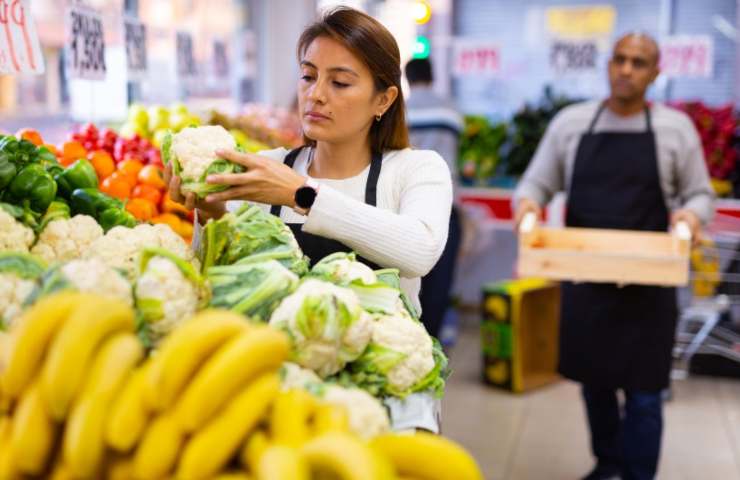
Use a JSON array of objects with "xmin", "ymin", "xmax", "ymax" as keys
[
  {"xmin": 671, "ymin": 209, "xmax": 701, "ymax": 246},
  {"xmin": 514, "ymin": 198, "xmax": 542, "ymax": 233}
]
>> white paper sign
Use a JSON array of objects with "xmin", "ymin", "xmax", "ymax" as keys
[
  {"xmin": 0, "ymin": 0, "xmax": 45, "ymax": 75},
  {"xmin": 452, "ymin": 40, "xmax": 501, "ymax": 77},
  {"xmin": 550, "ymin": 39, "xmax": 598, "ymax": 74},
  {"xmin": 660, "ymin": 35, "xmax": 713, "ymax": 78},
  {"xmin": 65, "ymin": 5, "xmax": 107, "ymax": 80},
  {"xmin": 176, "ymin": 31, "xmax": 196, "ymax": 77},
  {"xmin": 123, "ymin": 16, "xmax": 147, "ymax": 78}
]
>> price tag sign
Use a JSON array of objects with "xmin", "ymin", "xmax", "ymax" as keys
[
  {"xmin": 0, "ymin": 0, "xmax": 45, "ymax": 75},
  {"xmin": 123, "ymin": 16, "xmax": 146, "ymax": 78},
  {"xmin": 452, "ymin": 40, "xmax": 501, "ymax": 77},
  {"xmin": 213, "ymin": 39, "xmax": 228, "ymax": 77},
  {"xmin": 65, "ymin": 4, "xmax": 107, "ymax": 80},
  {"xmin": 660, "ymin": 35, "xmax": 713, "ymax": 78},
  {"xmin": 550, "ymin": 40, "xmax": 598, "ymax": 73},
  {"xmin": 176, "ymin": 31, "xmax": 196, "ymax": 77}
]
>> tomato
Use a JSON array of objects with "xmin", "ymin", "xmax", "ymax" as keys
[
  {"xmin": 88, "ymin": 150, "xmax": 115, "ymax": 180},
  {"xmin": 16, "ymin": 128, "xmax": 43, "ymax": 146},
  {"xmin": 138, "ymin": 165, "xmax": 166, "ymax": 190},
  {"xmin": 60, "ymin": 141, "xmax": 88, "ymax": 166},
  {"xmin": 126, "ymin": 198, "xmax": 158, "ymax": 221},
  {"xmin": 132, "ymin": 184, "xmax": 162, "ymax": 206},
  {"xmin": 100, "ymin": 175, "xmax": 132, "ymax": 200}
]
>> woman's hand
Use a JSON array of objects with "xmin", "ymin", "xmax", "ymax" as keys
[
  {"xmin": 204, "ymin": 150, "xmax": 306, "ymax": 207},
  {"xmin": 163, "ymin": 163, "xmax": 226, "ymax": 223}
]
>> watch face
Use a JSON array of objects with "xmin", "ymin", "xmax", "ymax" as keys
[{"xmin": 295, "ymin": 186, "xmax": 317, "ymax": 209}]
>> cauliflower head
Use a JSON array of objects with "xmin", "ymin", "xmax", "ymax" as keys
[
  {"xmin": 85, "ymin": 223, "xmax": 194, "ymax": 278},
  {"xmin": 269, "ymin": 279, "xmax": 372, "ymax": 378},
  {"xmin": 0, "ymin": 274, "xmax": 36, "ymax": 329},
  {"xmin": 311, "ymin": 252, "xmax": 377, "ymax": 285},
  {"xmin": 25, "ymin": 258, "xmax": 132, "ymax": 307},
  {"xmin": 135, "ymin": 248, "xmax": 207, "ymax": 343},
  {"xmin": 280, "ymin": 362, "xmax": 323, "ymax": 391},
  {"xmin": 163, "ymin": 125, "xmax": 239, "ymax": 198},
  {"xmin": 31, "ymin": 215, "xmax": 103, "ymax": 264},
  {"xmin": 0, "ymin": 209, "xmax": 34, "ymax": 253},
  {"xmin": 322, "ymin": 385, "xmax": 390, "ymax": 439}
]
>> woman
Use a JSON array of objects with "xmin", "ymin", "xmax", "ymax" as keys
[{"xmin": 167, "ymin": 7, "xmax": 452, "ymax": 317}]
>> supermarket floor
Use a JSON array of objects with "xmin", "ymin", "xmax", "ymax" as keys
[{"xmin": 442, "ymin": 317, "xmax": 740, "ymax": 480}]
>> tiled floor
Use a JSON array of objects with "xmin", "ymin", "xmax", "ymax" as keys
[{"xmin": 442, "ymin": 320, "xmax": 740, "ymax": 480}]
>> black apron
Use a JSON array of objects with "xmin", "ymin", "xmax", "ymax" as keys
[
  {"xmin": 270, "ymin": 147, "xmax": 383, "ymax": 269},
  {"xmin": 558, "ymin": 103, "xmax": 677, "ymax": 392}
]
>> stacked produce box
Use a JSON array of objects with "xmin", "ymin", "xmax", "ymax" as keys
[{"xmin": 0, "ymin": 126, "xmax": 483, "ymax": 479}]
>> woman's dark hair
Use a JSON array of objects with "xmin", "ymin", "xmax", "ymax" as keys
[{"xmin": 297, "ymin": 7, "xmax": 409, "ymax": 153}]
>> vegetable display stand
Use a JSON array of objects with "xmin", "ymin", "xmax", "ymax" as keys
[
  {"xmin": 481, "ymin": 279, "xmax": 560, "ymax": 393},
  {"xmin": 517, "ymin": 217, "xmax": 692, "ymax": 287}
]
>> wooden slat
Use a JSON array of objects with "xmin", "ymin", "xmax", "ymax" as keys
[{"xmin": 518, "ymin": 226, "xmax": 690, "ymax": 286}]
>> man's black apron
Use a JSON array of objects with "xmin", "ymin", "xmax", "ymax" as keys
[
  {"xmin": 269, "ymin": 147, "xmax": 383, "ymax": 269},
  {"xmin": 558, "ymin": 103, "xmax": 677, "ymax": 392}
]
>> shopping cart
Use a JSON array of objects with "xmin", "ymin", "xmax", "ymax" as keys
[{"xmin": 672, "ymin": 212, "xmax": 740, "ymax": 379}]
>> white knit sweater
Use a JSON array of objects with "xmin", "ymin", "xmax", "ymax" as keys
[{"xmin": 228, "ymin": 147, "xmax": 453, "ymax": 313}]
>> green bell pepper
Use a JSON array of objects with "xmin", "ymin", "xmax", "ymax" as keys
[
  {"xmin": 38, "ymin": 199, "xmax": 71, "ymax": 232},
  {"xmin": 5, "ymin": 163, "xmax": 57, "ymax": 213},
  {"xmin": 69, "ymin": 188, "xmax": 123, "ymax": 217},
  {"xmin": 99, "ymin": 207, "xmax": 136, "ymax": 231},
  {"xmin": 0, "ymin": 155, "xmax": 17, "ymax": 190},
  {"xmin": 55, "ymin": 159, "xmax": 98, "ymax": 199},
  {"xmin": 0, "ymin": 137, "xmax": 39, "ymax": 167}
]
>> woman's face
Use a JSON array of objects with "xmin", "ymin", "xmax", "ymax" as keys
[{"xmin": 298, "ymin": 36, "xmax": 396, "ymax": 146}]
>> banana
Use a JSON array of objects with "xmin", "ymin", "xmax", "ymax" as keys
[
  {"xmin": 107, "ymin": 362, "xmax": 153, "ymax": 452},
  {"xmin": 176, "ymin": 373, "xmax": 280, "ymax": 480},
  {"xmin": 1, "ymin": 292, "xmax": 84, "ymax": 399},
  {"xmin": 174, "ymin": 327, "xmax": 288, "ymax": 433},
  {"xmin": 9, "ymin": 380, "xmax": 56, "ymax": 475},
  {"xmin": 133, "ymin": 413, "xmax": 184, "ymax": 480},
  {"xmin": 145, "ymin": 310, "xmax": 248, "ymax": 411},
  {"xmin": 0, "ymin": 414, "xmax": 18, "ymax": 480},
  {"xmin": 301, "ymin": 432, "xmax": 396, "ymax": 480},
  {"xmin": 48, "ymin": 462, "xmax": 72, "ymax": 480},
  {"xmin": 240, "ymin": 429, "xmax": 269, "ymax": 473},
  {"xmin": 106, "ymin": 455, "xmax": 136, "ymax": 480},
  {"xmin": 370, "ymin": 432, "xmax": 484, "ymax": 480},
  {"xmin": 213, "ymin": 473, "xmax": 253, "ymax": 480},
  {"xmin": 63, "ymin": 333, "xmax": 143, "ymax": 479},
  {"xmin": 312, "ymin": 403, "xmax": 350, "ymax": 435},
  {"xmin": 42, "ymin": 297, "xmax": 135, "ymax": 421},
  {"xmin": 257, "ymin": 445, "xmax": 309, "ymax": 480},
  {"xmin": 270, "ymin": 389, "xmax": 314, "ymax": 447}
]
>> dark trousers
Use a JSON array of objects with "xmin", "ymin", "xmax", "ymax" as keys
[
  {"xmin": 420, "ymin": 206, "xmax": 461, "ymax": 338},
  {"xmin": 582, "ymin": 385, "xmax": 664, "ymax": 480}
]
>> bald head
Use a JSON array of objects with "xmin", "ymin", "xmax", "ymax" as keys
[
  {"xmin": 608, "ymin": 33, "xmax": 661, "ymax": 103},
  {"xmin": 614, "ymin": 33, "xmax": 660, "ymax": 65}
]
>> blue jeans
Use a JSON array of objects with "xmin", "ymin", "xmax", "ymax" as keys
[{"xmin": 582, "ymin": 385, "xmax": 663, "ymax": 480}]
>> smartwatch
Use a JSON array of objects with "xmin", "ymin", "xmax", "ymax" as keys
[{"xmin": 293, "ymin": 178, "xmax": 320, "ymax": 216}]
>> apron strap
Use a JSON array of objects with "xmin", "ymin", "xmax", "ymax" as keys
[
  {"xmin": 644, "ymin": 105, "xmax": 653, "ymax": 133},
  {"xmin": 587, "ymin": 102, "xmax": 608, "ymax": 134},
  {"xmin": 365, "ymin": 150, "xmax": 383, "ymax": 207},
  {"xmin": 270, "ymin": 147, "xmax": 304, "ymax": 217}
]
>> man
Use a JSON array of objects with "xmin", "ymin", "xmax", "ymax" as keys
[
  {"xmin": 514, "ymin": 34, "xmax": 714, "ymax": 480},
  {"xmin": 405, "ymin": 58, "xmax": 464, "ymax": 339}
]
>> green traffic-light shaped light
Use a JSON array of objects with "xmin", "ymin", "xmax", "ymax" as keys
[{"xmin": 413, "ymin": 36, "xmax": 431, "ymax": 59}]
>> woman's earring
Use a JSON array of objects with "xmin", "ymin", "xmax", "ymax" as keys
[{"xmin": 375, "ymin": 114, "xmax": 382, "ymax": 122}]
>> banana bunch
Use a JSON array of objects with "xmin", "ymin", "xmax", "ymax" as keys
[{"xmin": 0, "ymin": 292, "xmax": 483, "ymax": 480}]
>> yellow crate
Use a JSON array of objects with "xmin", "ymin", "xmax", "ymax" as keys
[{"xmin": 481, "ymin": 279, "xmax": 561, "ymax": 393}]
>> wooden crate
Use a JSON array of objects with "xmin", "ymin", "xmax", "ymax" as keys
[
  {"xmin": 518, "ymin": 226, "xmax": 691, "ymax": 287},
  {"xmin": 481, "ymin": 279, "xmax": 561, "ymax": 393}
]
